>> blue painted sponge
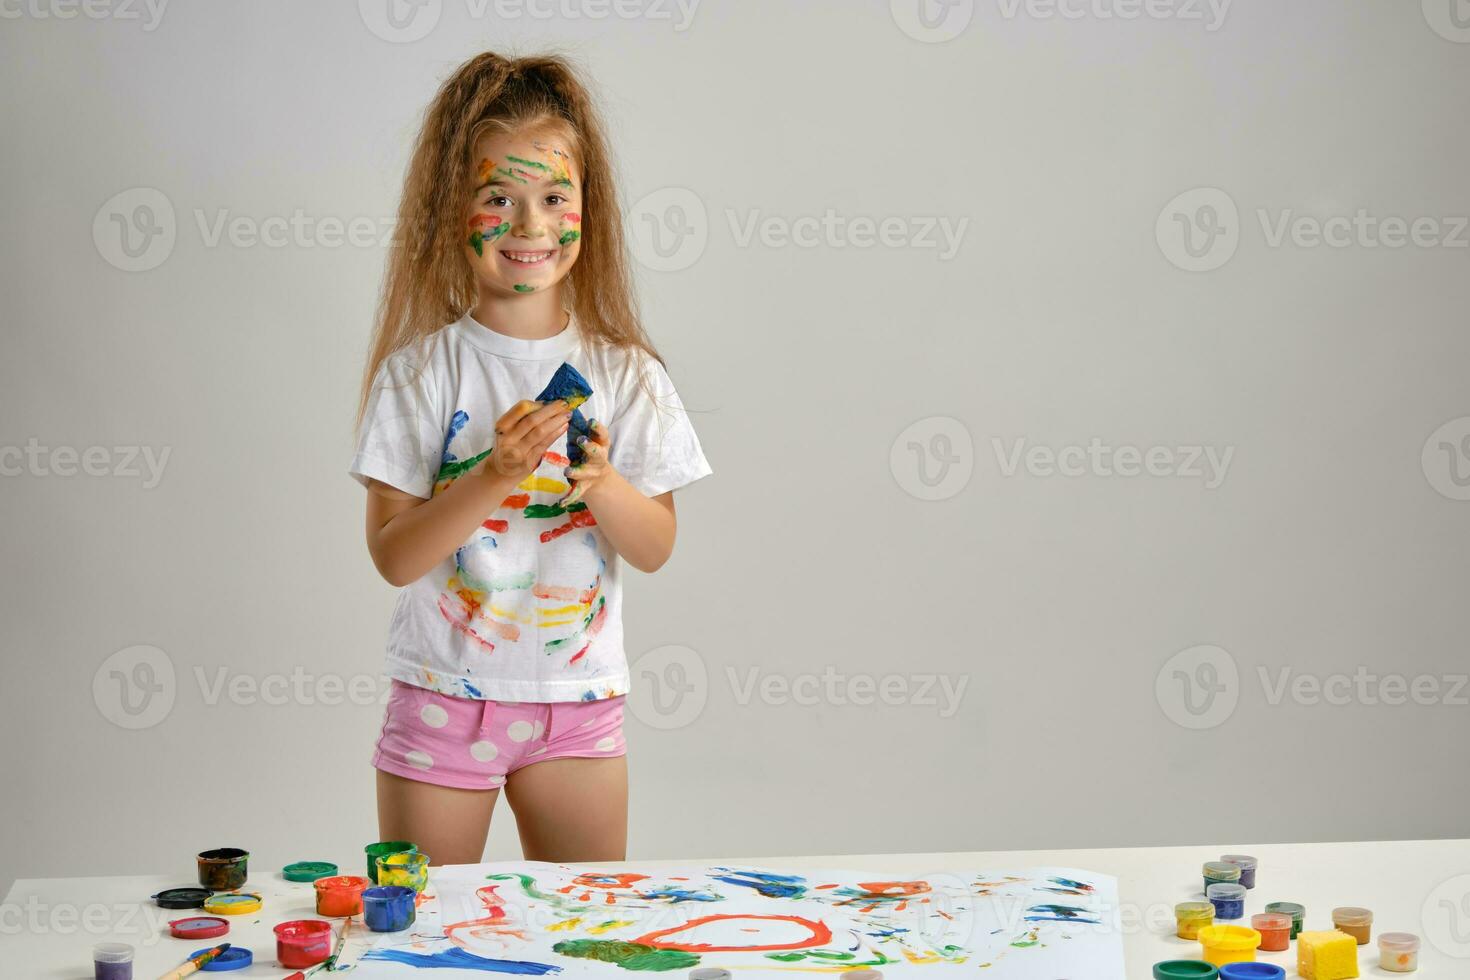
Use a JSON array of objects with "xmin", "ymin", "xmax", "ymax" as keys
[{"xmin": 534, "ymin": 362, "xmax": 594, "ymax": 465}]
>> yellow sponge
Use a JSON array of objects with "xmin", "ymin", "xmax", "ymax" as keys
[{"xmin": 1297, "ymin": 930, "xmax": 1359, "ymax": 979}]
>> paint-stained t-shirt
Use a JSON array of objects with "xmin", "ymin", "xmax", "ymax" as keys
[{"xmin": 349, "ymin": 311, "xmax": 712, "ymax": 702}]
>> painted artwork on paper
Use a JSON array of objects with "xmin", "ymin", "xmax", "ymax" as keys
[{"xmin": 352, "ymin": 862, "xmax": 1124, "ymax": 978}]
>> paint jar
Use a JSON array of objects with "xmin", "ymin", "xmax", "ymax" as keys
[
  {"xmin": 1218, "ymin": 964, "xmax": 1285, "ymax": 980},
  {"xmin": 1176, "ymin": 902, "xmax": 1216, "ymax": 939},
  {"xmin": 1206, "ymin": 883, "xmax": 1247, "ymax": 921},
  {"xmin": 1203, "ymin": 861, "xmax": 1242, "ymax": 893},
  {"xmin": 365, "ymin": 840, "xmax": 417, "ymax": 883},
  {"xmin": 202, "ymin": 892, "xmax": 261, "ymax": 915},
  {"xmin": 1220, "ymin": 855, "xmax": 1258, "ymax": 890},
  {"xmin": 1152, "ymin": 961, "xmax": 1219, "ymax": 979},
  {"xmin": 1378, "ymin": 932, "xmax": 1420, "ymax": 973},
  {"xmin": 275, "ymin": 919, "xmax": 334, "ymax": 969},
  {"xmin": 1197, "ymin": 925, "xmax": 1261, "ymax": 967},
  {"xmin": 376, "ymin": 851, "xmax": 431, "ymax": 894},
  {"xmin": 363, "ymin": 885, "xmax": 418, "ymax": 932},
  {"xmin": 1331, "ymin": 906, "xmax": 1372, "ymax": 945},
  {"xmin": 1263, "ymin": 902, "xmax": 1305, "ymax": 939},
  {"xmin": 93, "ymin": 942, "xmax": 134, "ymax": 980},
  {"xmin": 196, "ymin": 848, "xmax": 249, "ymax": 890},
  {"xmin": 1251, "ymin": 912, "xmax": 1292, "ymax": 952},
  {"xmin": 283, "ymin": 861, "xmax": 338, "ymax": 883},
  {"xmin": 189, "ymin": 946, "xmax": 252, "ymax": 970},
  {"xmin": 314, "ymin": 875, "xmax": 371, "ymax": 917}
]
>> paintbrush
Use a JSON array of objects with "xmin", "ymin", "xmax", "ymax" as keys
[
  {"xmin": 281, "ymin": 917, "xmax": 351, "ymax": 980},
  {"xmin": 155, "ymin": 942, "xmax": 230, "ymax": 979}
]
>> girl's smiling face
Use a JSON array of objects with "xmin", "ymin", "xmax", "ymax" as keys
[{"xmin": 465, "ymin": 131, "xmax": 583, "ymax": 296}]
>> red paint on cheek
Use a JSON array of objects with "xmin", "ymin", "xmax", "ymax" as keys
[
  {"xmin": 469, "ymin": 214, "xmax": 504, "ymax": 231},
  {"xmin": 563, "ymin": 213, "xmax": 581, "ymax": 224}
]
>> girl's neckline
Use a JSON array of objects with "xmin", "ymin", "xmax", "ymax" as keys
[{"xmin": 453, "ymin": 309, "xmax": 581, "ymax": 360}]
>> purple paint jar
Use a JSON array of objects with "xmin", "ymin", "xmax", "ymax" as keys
[
  {"xmin": 1221, "ymin": 854, "xmax": 1258, "ymax": 889},
  {"xmin": 93, "ymin": 942, "xmax": 134, "ymax": 980}
]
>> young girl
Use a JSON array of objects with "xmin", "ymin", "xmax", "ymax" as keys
[{"xmin": 349, "ymin": 52, "xmax": 711, "ymax": 866}]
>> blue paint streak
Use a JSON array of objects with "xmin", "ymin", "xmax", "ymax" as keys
[
  {"xmin": 442, "ymin": 410, "xmax": 470, "ymax": 463},
  {"xmin": 461, "ymin": 679, "xmax": 484, "ymax": 698},
  {"xmin": 1023, "ymin": 915, "xmax": 1101, "ymax": 924},
  {"xmin": 361, "ymin": 947, "xmax": 560, "ymax": 974},
  {"xmin": 710, "ymin": 869, "xmax": 807, "ymax": 899},
  {"xmin": 1049, "ymin": 877, "xmax": 1091, "ymax": 891},
  {"xmin": 637, "ymin": 887, "xmax": 722, "ymax": 903}
]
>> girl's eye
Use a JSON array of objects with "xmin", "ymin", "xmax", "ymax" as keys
[
  {"xmin": 546, "ymin": 195, "xmax": 567, "ymax": 207},
  {"xmin": 486, "ymin": 195, "xmax": 512, "ymax": 208}
]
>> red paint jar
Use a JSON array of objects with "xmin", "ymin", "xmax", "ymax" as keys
[
  {"xmin": 314, "ymin": 875, "xmax": 371, "ymax": 917},
  {"xmin": 274, "ymin": 919, "xmax": 333, "ymax": 969},
  {"xmin": 1252, "ymin": 912, "xmax": 1292, "ymax": 952}
]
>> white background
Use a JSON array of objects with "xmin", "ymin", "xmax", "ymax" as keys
[{"xmin": 1, "ymin": 0, "xmax": 1468, "ymax": 897}]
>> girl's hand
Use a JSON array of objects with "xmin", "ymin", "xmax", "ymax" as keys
[
  {"xmin": 486, "ymin": 399, "xmax": 571, "ymax": 481},
  {"xmin": 563, "ymin": 419, "xmax": 612, "ymax": 506}
]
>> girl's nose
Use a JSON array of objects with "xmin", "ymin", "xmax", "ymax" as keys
[{"xmin": 514, "ymin": 211, "xmax": 548, "ymax": 238}]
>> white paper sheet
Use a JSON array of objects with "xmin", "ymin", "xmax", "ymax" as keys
[{"xmin": 351, "ymin": 862, "xmax": 1124, "ymax": 978}]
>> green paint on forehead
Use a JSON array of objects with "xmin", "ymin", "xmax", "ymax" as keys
[{"xmin": 505, "ymin": 154, "xmax": 551, "ymax": 172}]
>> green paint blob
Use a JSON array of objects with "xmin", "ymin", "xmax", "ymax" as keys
[
  {"xmin": 514, "ymin": 284, "xmax": 535, "ymax": 293},
  {"xmin": 559, "ymin": 230, "xmax": 581, "ymax": 246},
  {"xmin": 552, "ymin": 940, "xmax": 698, "ymax": 972}
]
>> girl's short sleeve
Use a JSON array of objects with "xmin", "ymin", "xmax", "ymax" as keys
[
  {"xmin": 348, "ymin": 350, "xmax": 442, "ymax": 499},
  {"xmin": 606, "ymin": 353, "xmax": 713, "ymax": 498}
]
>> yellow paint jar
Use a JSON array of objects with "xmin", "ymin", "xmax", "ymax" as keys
[
  {"xmin": 1176, "ymin": 901, "xmax": 1215, "ymax": 939},
  {"xmin": 1198, "ymin": 924, "xmax": 1261, "ymax": 966}
]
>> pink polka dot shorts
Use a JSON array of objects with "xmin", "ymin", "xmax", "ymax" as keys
[{"xmin": 373, "ymin": 680, "xmax": 627, "ymax": 790}]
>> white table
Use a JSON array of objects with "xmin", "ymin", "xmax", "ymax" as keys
[{"xmin": 3, "ymin": 839, "xmax": 1465, "ymax": 977}]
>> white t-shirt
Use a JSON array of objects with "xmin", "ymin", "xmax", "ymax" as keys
[{"xmin": 349, "ymin": 311, "xmax": 712, "ymax": 702}]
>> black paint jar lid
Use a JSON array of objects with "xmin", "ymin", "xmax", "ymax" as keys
[{"xmin": 152, "ymin": 887, "xmax": 213, "ymax": 909}]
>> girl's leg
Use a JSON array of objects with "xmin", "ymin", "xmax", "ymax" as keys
[
  {"xmin": 376, "ymin": 769, "xmax": 499, "ymax": 866},
  {"xmin": 503, "ymin": 756, "xmax": 628, "ymax": 862}
]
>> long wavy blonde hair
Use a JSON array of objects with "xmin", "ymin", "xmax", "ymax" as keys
[{"xmin": 357, "ymin": 50, "xmax": 663, "ymax": 428}]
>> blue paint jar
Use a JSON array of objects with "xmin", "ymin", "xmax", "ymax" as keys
[
  {"xmin": 362, "ymin": 885, "xmax": 417, "ymax": 932},
  {"xmin": 1206, "ymin": 882, "xmax": 1247, "ymax": 921},
  {"xmin": 1219, "ymin": 964, "xmax": 1286, "ymax": 980}
]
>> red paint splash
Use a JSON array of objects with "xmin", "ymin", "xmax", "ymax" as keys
[
  {"xmin": 634, "ymin": 913, "xmax": 831, "ymax": 953},
  {"xmin": 540, "ymin": 508, "xmax": 597, "ymax": 543}
]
